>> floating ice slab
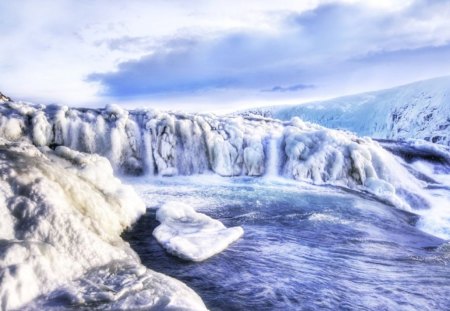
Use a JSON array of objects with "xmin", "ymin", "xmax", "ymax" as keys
[{"xmin": 153, "ymin": 202, "xmax": 244, "ymax": 261}]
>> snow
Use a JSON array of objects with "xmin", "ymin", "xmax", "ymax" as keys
[
  {"xmin": 0, "ymin": 138, "xmax": 206, "ymax": 310},
  {"xmin": 245, "ymin": 76, "xmax": 450, "ymax": 146},
  {"xmin": 154, "ymin": 202, "xmax": 244, "ymax": 262},
  {"xmin": 0, "ymin": 116, "xmax": 23, "ymax": 141},
  {"xmin": 31, "ymin": 111, "xmax": 52, "ymax": 146}
]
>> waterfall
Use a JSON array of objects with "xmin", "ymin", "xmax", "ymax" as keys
[
  {"xmin": 143, "ymin": 130, "xmax": 155, "ymax": 175},
  {"xmin": 0, "ymin": 100, "xmax": 437, "ymax": 211},
  {"xmin": 266, "ymin": 136, "xmax": 281, "ymax": 177}
]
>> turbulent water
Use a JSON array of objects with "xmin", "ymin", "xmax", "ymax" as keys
[
  {"xmin": 123, "ymin": 175, "xmax": 450, "ymax": 311},
  {"xmin": 1, "ymin": 98, "xmax": 450, "ymax": 310}
]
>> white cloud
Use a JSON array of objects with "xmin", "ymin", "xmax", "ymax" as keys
[{"xmin": 0, "ymin": 0, "xmax": 450, "ymax": 109}]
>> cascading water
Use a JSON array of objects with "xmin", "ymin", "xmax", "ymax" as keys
[{"xmin": 265, "ymin": 135, "xmax": 282, "ymax": 177}]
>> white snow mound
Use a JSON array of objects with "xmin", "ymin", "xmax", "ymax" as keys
[{"xmin": 154, "ymin": 202, "xmax": 244, "ymax": 262}]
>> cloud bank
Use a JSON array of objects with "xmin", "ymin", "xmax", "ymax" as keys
[{"xmin": 1, "ymin": 0, "xmax": 450, "ymax": 110}]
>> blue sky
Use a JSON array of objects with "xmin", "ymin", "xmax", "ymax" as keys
[{"xmin": 1, "ymin": 0, "xmax": 450, "ymax": 112}]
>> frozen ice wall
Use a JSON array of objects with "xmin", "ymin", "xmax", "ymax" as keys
[
  {"xmin": 0, "ymin": 98, "xmax": 432, "ymax": 210},
  {"xmin": 0, "ymin": 138, "xmax": 206, "ymax": 310},
  {"xmin": 0, "ymin": 100, "xmax": 284, "ymax": 177}
]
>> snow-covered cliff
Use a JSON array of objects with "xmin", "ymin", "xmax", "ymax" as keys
[{"xmin": 244, "ymin": 76, "xmax": 450, "ymax": 146}]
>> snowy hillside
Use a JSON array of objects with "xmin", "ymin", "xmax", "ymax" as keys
[{"xmin": 243, "ymin": 76, "xmax": 450, "ymax": 146}]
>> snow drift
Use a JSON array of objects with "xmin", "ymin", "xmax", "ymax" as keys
[
  {"xmin": 0, "ymin": 96, "xmax": 436, "ymax": 211},
  {"xmin": 0, "ymin": 138, "xmax": 206, "ymax": 310},
  {"xmin": 242, "ymin": 76, "xmax": 450, "ymax": 146}
]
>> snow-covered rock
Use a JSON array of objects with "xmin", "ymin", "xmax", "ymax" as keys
[
  {"xmin": 153, "ymin": 202, "xmax": 244, "ymax": 262},
  {"xmin": 243, "ymin": 76, "xmax": 450, "ymax": 146},
  {"xmin": 0, "ymin": 139, "xmax": 206, "ymax": 310},
  {"xmin": 0, "ymin": 92, "xmax": 11, "ymax": 103}
]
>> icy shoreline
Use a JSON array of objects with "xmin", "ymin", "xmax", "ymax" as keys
[{"xmin": 0, "ymin": 139, "xmax": 206, "ymax": 310}]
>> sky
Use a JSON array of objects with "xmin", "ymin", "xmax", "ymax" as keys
[{"xmin": 1, "ymin": 0, "xmax": 450, "ymax": 113}]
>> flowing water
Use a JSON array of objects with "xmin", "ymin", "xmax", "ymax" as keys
[{"xmin": 123, "ymin": 176, "xmax": 450, "ymax": 311}]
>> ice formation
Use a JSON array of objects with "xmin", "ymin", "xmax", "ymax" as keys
[
  {"xmin": 0, "ymin": 97, "xmax": 435, "ymax": 211},
  {"xmin": 241, "ymin": 76, "xmax": 450, "ymax": 146},
  {"xmin": 153, "ymin": 202, "xmax": 244, "ymax": 261},
  {"xmin": 0, "ymin": 138, "xmax": 206, "ymax": 310}
]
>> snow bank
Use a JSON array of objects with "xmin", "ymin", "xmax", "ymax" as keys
[
  {"xmin": 153, "ymin": 202, "xmax": 244, "ymax": 262},
  {"xmin": 0, "ymin": 139, "xmax": 206, "ymax": 310}
]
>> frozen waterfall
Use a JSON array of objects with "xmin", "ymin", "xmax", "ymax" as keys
[{"xmin": 0, "ymin": 99, "xmax": 438, "ymax": 211}]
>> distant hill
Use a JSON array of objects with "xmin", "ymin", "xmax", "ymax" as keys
[{"xmin": 241, "ymin": 76, "xmax": 450, "ymax": 146}]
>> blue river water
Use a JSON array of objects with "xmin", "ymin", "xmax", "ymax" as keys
[{"xmin": 123, "ymin": 177, "xmax": 450, "ymax": 311}]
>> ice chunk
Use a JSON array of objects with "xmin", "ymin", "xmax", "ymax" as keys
[{"xmin": 153, "ymin": 202, "xmax": 244, "ymax": 262}]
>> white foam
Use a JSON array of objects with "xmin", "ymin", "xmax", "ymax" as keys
[
  {"xmin": 411, "ymin": 160, "xmax": 450, "ymax": 185},
  {"xmin": 416, "ymin": 189, "xmax": 450, "ymax": 240},
  {"xmin": 154, "ymin": 201, "xmax": 244, "ymax": 262}
]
